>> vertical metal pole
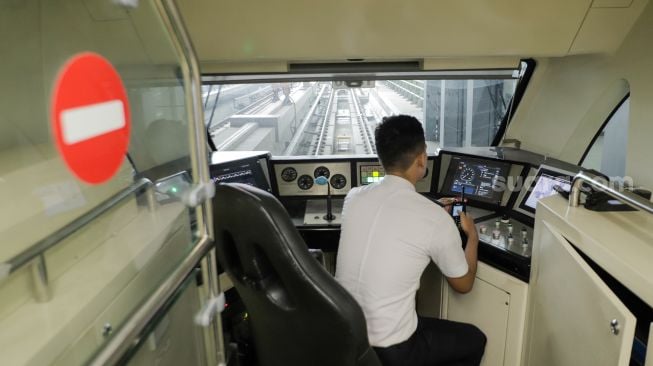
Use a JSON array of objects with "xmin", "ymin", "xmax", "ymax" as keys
[
  {"xmin": 206, "ymin": 249, "xmax": 226, "ymax": 365},
  {"xmin": 158, "ymin": 1, "xmax": 225, "ymax": 364},
  {"xmin": 465, "ymin": 80, "xmax": 474, "ymax": 147},
  {"xmin": 145, "ymin": 184, "xmax": 157, "ymax": 212},
  {"xmin": 439, "ymin": 80, "xmax": 446, "ymax": 145}
]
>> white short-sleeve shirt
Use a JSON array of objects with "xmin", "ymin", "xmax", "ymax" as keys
[{"xmin": 335, "ymin": 175, "xmax": 468, "ymax": 347}]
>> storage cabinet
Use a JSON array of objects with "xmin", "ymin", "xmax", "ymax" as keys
[
  {"xmin": 524, "ymin": 221, "xmax": 636, "ymax": 365},
  {"xmin": 441, "ymin": 262, "xmax": 528, "ymax": 366}
]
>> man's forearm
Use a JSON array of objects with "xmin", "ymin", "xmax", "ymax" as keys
[{"xmin": 464, "ymin": 232, "xmax": 479, "ymax": 277}]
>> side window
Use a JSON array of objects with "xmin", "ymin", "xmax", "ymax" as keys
[{"xmin": 580, "ymin": 95, "xmax": 630, "ymax": 177}]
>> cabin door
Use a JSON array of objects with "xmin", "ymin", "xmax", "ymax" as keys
[
  {"xmin": 525, "ymin": 221, "xmax": 636, "ymax": 365},
  {"xmin": 0, "ymin": 0, "xmax": 222, "ymax": 364}
]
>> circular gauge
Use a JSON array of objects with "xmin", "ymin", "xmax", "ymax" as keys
[
  {"xmin": 459, "ymin": 167, "xmax": 476, "ymax": 182},
  {"xmin": 313, "ymin": 166, "xmax": 331, "ymax": 178},
  {"xmin": 330, "ymin": 174, "xmax": 347, "ymax": 189},
  {"xmin": 281, "ymin": 167, "xmax": 298, "ymax": 182},
  {"xmin": 297, "ymin": 175, "xmax": 314, "ymax": 190}
]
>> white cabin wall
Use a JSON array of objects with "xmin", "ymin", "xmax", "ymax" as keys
[{"xmin": 506, "ymin": 0, "xmax": 653, "ymax": 188}]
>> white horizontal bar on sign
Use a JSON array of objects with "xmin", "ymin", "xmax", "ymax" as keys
[{"xmin": 60, "ymin": 100, "xmax": 125, "ymax": 145}]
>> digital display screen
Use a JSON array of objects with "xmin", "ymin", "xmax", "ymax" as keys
[
  {"xmin": 520, "ymin": 170, "xmax": 572, "ymax": 213},
  {"xmin": 212, "ymin": 166, "xmax": 257, "ymax": 186},
  {"xmin": 210, "ymin": 159, "xmax": 270, "ymax": 191},
  {"xmin": 360, "ymin": 164, "xmax": 385, "ymax": 185},
  {"xmin": 441, "ymin": 156, "xmax": 511, "ymax": 203}
]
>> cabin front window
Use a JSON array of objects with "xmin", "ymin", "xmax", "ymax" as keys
[{"xmin": 202, "ymin": 63, "xmax": 531, "ymax": 156}]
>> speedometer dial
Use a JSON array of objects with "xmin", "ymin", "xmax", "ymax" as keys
[
  {"xmin": 313, "ymin": 166, "xmax": 330, "ymax": 178},
  {"xmin": 297, "ymin": 175, "xmax": 314, "ymax": 190},
  {"xmin": 459, "ymin": 167, "xmax": 476, "ymax": 182},
  {"xmin": 281, "ymin": 167, "xmax": 298, "ymax": 182},
  {"xmin": 330, "ymin": 174, "xmax": 347, "ymax": 189}
]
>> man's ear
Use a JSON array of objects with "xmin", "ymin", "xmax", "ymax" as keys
[{"xmin": 417, "ymin": 151, "xmax": 427, "ymax": 168}]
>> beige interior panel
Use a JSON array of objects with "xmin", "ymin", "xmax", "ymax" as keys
[
  {"xmin": 569, "ymin": 0, "xmax": 649, "ymax": 54},
  {"xmin": 422, "ymin": 57, "xmax": 520, "ymax": 70},
  {"xmin": 201, "ymin": 61, "xmax": 289, "ymax": 75},
  {"xmin": 505, "ymin": 1, "xmax": 653, "ymax": 188},
  {"xmin": 526, "ymin": 221, "xmax": 636, "ymax": 366},
  {"xmin": 178, "ymin": 0, "xmax": 593, "ymax": 62},
  {"xmin": 443, "ymin": 262, "xmax": 528, "ymax": 366},
  {"xmin": 447, "ymin": 277, "xmax": 510, "ymax": 366},
  {"xmin": 592, "ymin": 0, "xmax": 634, "ymax": 7}
]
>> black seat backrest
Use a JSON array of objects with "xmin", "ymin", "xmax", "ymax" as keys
[{"xmin": 213, "ymin": 183, "xmax": 380, "ymax": 366}]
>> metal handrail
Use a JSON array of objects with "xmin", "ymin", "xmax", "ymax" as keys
[
  {"xmin": 0, "ymin": 178, "xmax": 154, "ymax": 301},
  {"xmin": 569, "ymin": 170, "xmax": 653, "ymax": 214}
]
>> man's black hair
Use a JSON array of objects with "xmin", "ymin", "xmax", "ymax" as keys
[{"xmin": 375, "ymin": 115, "xmax": 426, "ymax": 171}]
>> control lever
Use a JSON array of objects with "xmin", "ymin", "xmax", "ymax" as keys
[{"xmin": 315, "ymin": 176, "xmax": 335, "ymax": 221}]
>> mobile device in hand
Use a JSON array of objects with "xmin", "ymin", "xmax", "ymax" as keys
[
  {"xmin": 451, "ymin": 189, "xmax": 467, "ymax": 226},
  {"xmin": 451, "ymin": 202, "xmax": 466, "ymax": 226}
]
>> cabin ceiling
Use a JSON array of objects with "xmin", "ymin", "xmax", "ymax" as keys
[{"xmin": 177, "ymin": 0, "xmax": 648, "ymax": 72}]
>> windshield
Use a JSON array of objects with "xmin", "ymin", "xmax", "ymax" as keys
[{"xmin": 202, "ymin": 66, "xmax": 527, "ymax": 156}]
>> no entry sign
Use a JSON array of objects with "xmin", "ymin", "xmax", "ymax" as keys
[{"xmin": 51, "ymin": 52, "xmax": 131, "ymax": 184}]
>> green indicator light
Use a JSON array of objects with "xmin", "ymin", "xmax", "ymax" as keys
[{"xmin": 170, "ymin": 187, "xmax": 178, "ymax": 193}]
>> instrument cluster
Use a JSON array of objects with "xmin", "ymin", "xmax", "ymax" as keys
[{"xmin": 274, "ymin": 161, "xmax": 352, "ymax": 196}]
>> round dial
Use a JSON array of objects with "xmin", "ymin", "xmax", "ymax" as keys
[
  {"xmin": 281, "ymin": 167, "xmax": 298, "ymax": 182},
  {"xmin": 459, "ymin": 167, "xmax": 476, "ymax": 182},
  {"xmin": 330, "ymin": 174, "xmax": 347, "ymax": 189},
  {"xmin": 313, "ymin": 166, "xmax": 330, "ymax": 178},
  {"xmin": 297, "ymin": 175, "xmax": 314, "ymax": 190}
]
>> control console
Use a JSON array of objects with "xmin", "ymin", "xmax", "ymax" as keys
[{"xmin": 476, "ymin": 216, "xmax": 534, "ymax": 258}]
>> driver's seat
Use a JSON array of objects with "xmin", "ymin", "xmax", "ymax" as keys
[{"xmin": 213, "ymin": 183, "xmax": 381, "ymax": 366}]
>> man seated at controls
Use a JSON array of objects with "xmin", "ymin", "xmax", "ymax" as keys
[{"xmin": 335, "ymin": 115, "xmax": 486, "ymax": 366}]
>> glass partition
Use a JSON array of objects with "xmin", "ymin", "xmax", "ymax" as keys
[
  {"xmin": 106, "ymin": 270, "xmax": 206, "ymax": 366},
  {"xmin": 0, "ymin": 1, "xmax": 210, "ymax": 364}
]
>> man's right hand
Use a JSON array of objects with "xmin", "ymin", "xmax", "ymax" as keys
[
  {"xmin": 446, "ymin": 211, "xmax": 479, "ymax": 294},
  {"xmin": 459, "ymin": 212, "xmax": 478, "ymax": 238}
]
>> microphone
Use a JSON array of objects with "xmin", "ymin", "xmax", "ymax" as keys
[{"xmin": 315, "ymin": 176, "xmax": 335, "ymax": 221}]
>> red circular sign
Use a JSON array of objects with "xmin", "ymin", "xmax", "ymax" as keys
[{"xmin": 51, "ymin": 52, "xmax": 131, "ymax": 184}]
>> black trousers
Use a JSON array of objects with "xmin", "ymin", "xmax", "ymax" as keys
[{"xmin": 373, "ymin": 317, "xmax": 487, "ymax": 366}]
